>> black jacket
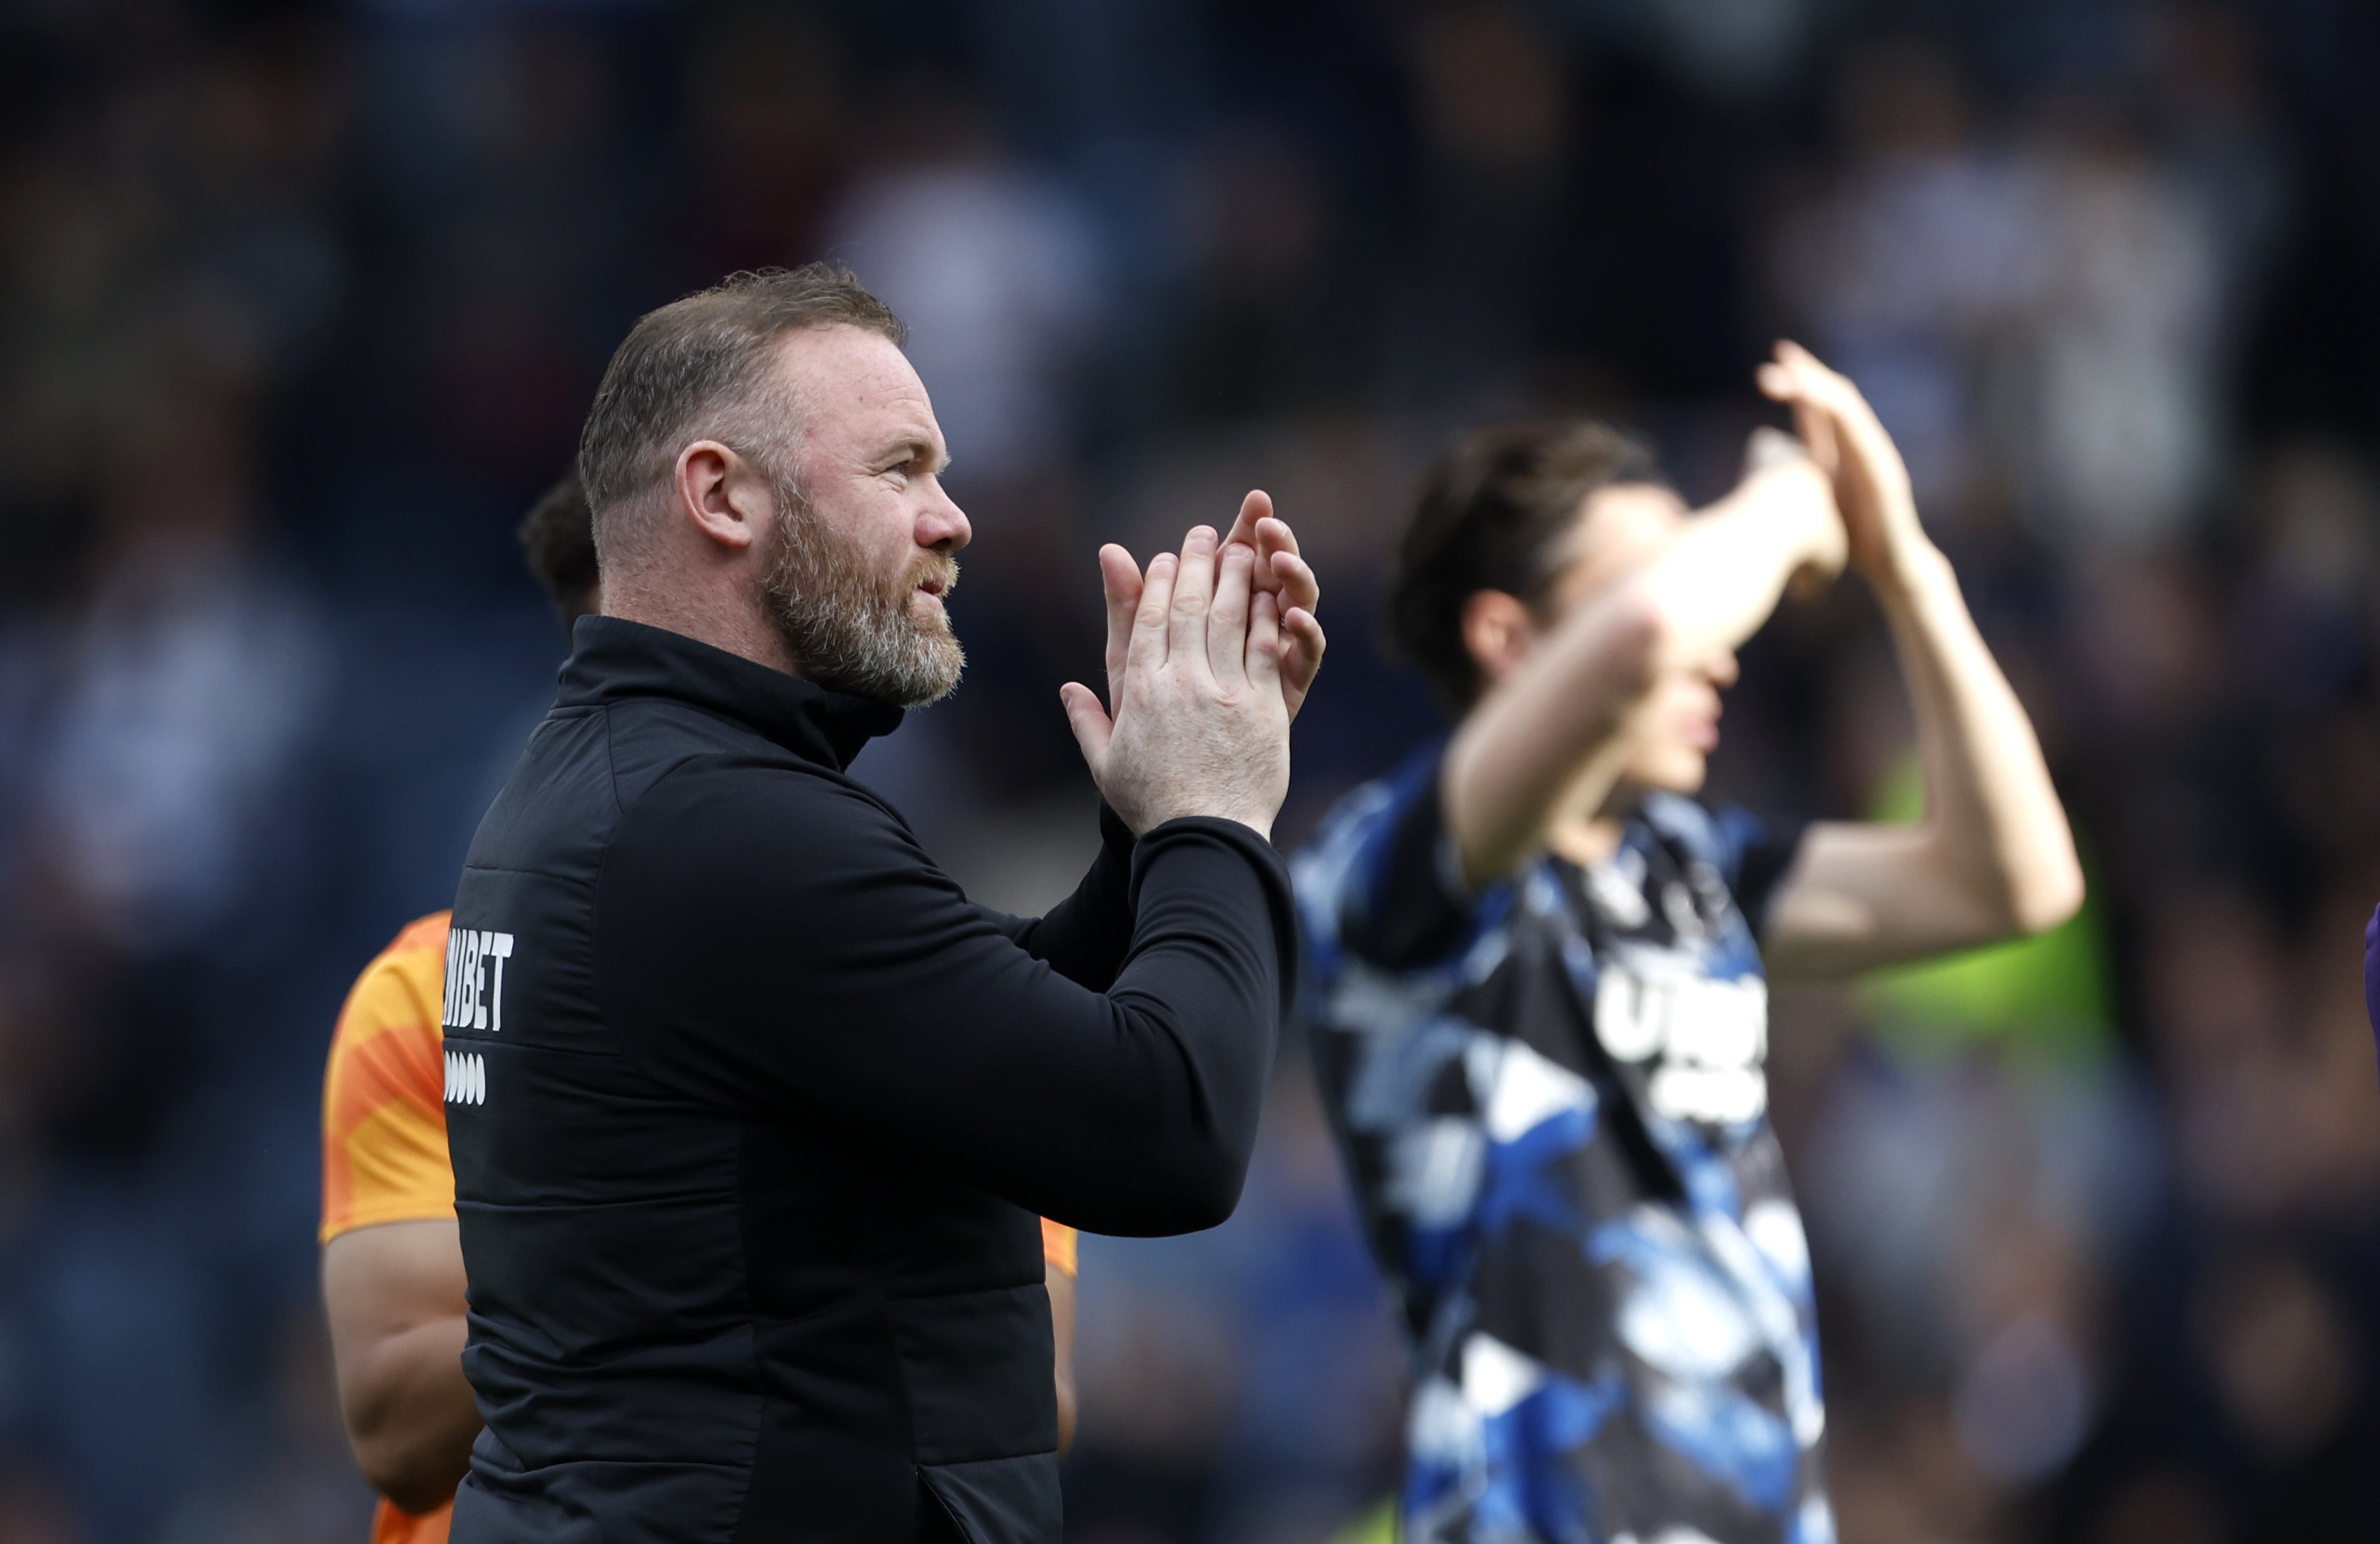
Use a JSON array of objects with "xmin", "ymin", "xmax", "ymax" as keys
[{"xmin": 442, "ymin": 617, "xmax": 1294, "ymax": 1544}]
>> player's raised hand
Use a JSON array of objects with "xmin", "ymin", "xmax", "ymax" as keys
[
  {"xmin": 1757, "ymin": 340, "xmax": 1930, "ymax": 589},
  {"xmin": 1218, "ymin": 490, "xmax": 1326, "ymax": 721}
]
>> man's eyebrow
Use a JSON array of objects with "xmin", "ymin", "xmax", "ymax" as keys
[{"xmin": 881, "ymin": 434, "xmax": 949, "ymax": 473}]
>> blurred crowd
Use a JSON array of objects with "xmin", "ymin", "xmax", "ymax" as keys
[{"xmin": 0, "ymin": 1, "xmax": 2376, "ymax": 1541}]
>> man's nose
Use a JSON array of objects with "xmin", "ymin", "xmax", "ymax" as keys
[
  {"xmin": 920, "ymin": 484, "xmax": 971, "ymax": 553},
  {"xmin": 1707, "ymin": 649, "xmax": 1741, "ymax": 687}
]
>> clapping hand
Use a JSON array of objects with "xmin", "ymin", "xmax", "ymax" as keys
[
  {"xmin": 1086, "ymin": 492, "xmax": 1325, "ymax": 728},
  {"xmin": 1059, "ymin": 522, "xmax": 1292, "ymax": 839},
  {"xmin": 1218, "ymin": 491, "xmax": 1325, "ymax": 720}
]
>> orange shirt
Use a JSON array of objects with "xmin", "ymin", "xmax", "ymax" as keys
[
  {"xmin": 322, "ymin": 912, "xmax": 1080, "ymax": 1544},
  {"xmin": 321, "ymin": 912, "xmax": 457, "ymax": 1544},
  {"xmin": 1041, "ymin": 1217, "xmax": 1079, "ymax": 1276}
]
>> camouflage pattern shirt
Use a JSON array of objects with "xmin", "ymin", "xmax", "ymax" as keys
[{"xmin": 1294, "ymin": 750, "xmax": 1830, "ymax": 1544}]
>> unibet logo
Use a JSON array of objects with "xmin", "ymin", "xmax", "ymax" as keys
[
  {"xmin": 1593, "ymin": 963, "xmax": 1769, "ymax": 1126},
  {"xmin": 444, "ymin": 1049, "xmax": 487, "ymax": 1106},
  {"xmin": 442, "ymin": 928, "xmax": 515, "ymax": 1032}
]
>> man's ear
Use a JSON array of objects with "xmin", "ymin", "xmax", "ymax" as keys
[
  {"xmin": 1460, "ymin": 590, "xmax": 1537, "ymax": 689},
  {"xmin": 673, "ymin": 441, "xmax": 775, "ymax": 553}
]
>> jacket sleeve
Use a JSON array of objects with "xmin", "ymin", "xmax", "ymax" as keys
[
  {"xmin": 594, "ymin": 761, "xmax": 1293, "ymax": 1236},
  {"xmin": 976, "ymin": 804, "xmax": 1139, "ymax": 992}
]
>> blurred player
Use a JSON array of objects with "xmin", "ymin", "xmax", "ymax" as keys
[
  {"xmin": 1296, "ymin": 344, "xmax": 2082, "ymax": 1544},
  {"xmin": 319, "ymin": 473, "xmax": 1084, "ymax": 1542}
]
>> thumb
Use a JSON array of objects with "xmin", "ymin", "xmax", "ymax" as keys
[
  {"xmin": 1059, "ymin": 682, "xmax": 1114, "ymax": 774},
  {"xmin": 1098, "ymin": 544, "xmax": 1143, "ymax": 692}
]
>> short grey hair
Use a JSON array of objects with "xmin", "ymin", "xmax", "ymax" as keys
[{"xmin": 576, "ymin": 264, "xmax": 906, "ymax": 563}]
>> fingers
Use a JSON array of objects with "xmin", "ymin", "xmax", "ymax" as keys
[
  {"xmin": 1224, "ymin": 499, "xmax": 1322, "ymax": 645},
  {"xmin": 1098, "ymin": 544, "xmax": 1143, "ymax": 696},
  {"xmin": 1059, "ymin": 682, "xmax": 1114, "ymax": 775},
  {"xmin": 1247, "ymin": 509, "xmax": 1321, "ymax": 717},
  {"xmin": 1793, "ymin": 395, "xmax": 1839, "ymax": 476},
  {"xmin": 1758, "ymin": 342, "xmax": 1853, "ymax": 417},
  {"xmin": 1114, "ymin": 499, "xmax": 1314, "ymax": 711},
  {"xmin": 1128, "ymin": 551, "xmax": 1178, "ymax": 676},
  {"xmin": 1758, "ymin": 346, "xmax": 1860, "ymax": 480},
  {"xmin": 1762, "ymin": 339, "xmax": 1908, "ymax": 497},
  {"xmin": 1266, "ymin": 546, "xmax": 1319, "ymax": 619},
  {"xmin": 1280, "ymin": 605, "xmax": 1326, "ymax": 719},
  {"xmin": 1775, "ymin": 338, "xmax": 1845, "ymax": 387},
  {"xmin": 1250, "ymin": 510, "xmax": 1298, "ymax": 579},
  {"xmin": 1220, "ymin": 490, "xmax": 1274, "ymax": 554},
  {"xmin": 1208, "ymin": 540, "xmax": 1254, "ymax": 687},
  {"xmin": 1242, "ymin": 511, "xmax": 1319, "ymax": 603},
  {"xmin": 1167, "ymin": 525, "xmax": 1219, "ymax": 668},
  {"xmin": 1247, "ymin": 591, "xmax": 1283, "ymax": 693},
  {"xmin": 1762, "ymin": 341, "xmax": 1882, "ymax": 442}
]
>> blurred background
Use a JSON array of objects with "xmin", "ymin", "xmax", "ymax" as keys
[{"xmin": 0, "ymin": 0, "xmax": 2376, "ymax": 1540}]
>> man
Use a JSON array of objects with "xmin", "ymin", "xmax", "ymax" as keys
[
  {"xmin": 319, "ymin": 473, "xmax": 1097, "ymax": 1542},
  {"xmin": 1295, "ymin": 343, "xmax": 2082, "ymax": 1544},
  {"xmin": 440, "ymin": 263, "xmax": 1324, "ymax": 1544}
]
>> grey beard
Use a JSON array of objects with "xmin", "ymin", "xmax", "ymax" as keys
[{"xmin": 758, "ymin": 489, "xmax": 964, "ymax": 709}]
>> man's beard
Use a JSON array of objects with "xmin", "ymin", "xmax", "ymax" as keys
[{"xmin": 758, "ymin": 478, "xmax": 964, "ymax": 708}]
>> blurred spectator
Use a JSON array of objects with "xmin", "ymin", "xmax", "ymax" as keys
[
  {"xmin": 827, "ymin": 74, "xmax": 1103, "ymax": 484},
  {"xmin": 1393, "ymin": 2, "xmax": 1571, "ymax": 407},
  {"xmin": 1584, "ymin": 0, "xmax": 1819, "ymax": 102},
  {"xmin": 36, "ymin": 392, "xmax": 325, "ymax": 953},
  {"xmin": 680, "ymin": 5, "xmax": 851, "ymax": 281},
  {"xmin": 1771, "ymin": 39, "xmax": 2047, "ymax": 522},
  {"xmin": 1160, "ymin": 122, "xmax": 1347, "ymax": 423},
  {"xmin": 2008, "ymin": 103, "xmax": 2224, "ymax": 550}
]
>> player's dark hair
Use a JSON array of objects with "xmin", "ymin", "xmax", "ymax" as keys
[
  {"xmin": 577, "ymin": 264, "xmax": 906, "ymax": 560},
  {"xmin": 1387, "ymin": 420, "xmax": 1662, "ymax": 716},
  {"xmin": 517, "ymin": 471, "xmax": 600, "ymax": 633}
]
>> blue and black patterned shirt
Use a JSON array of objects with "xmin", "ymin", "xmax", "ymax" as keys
[{"xmin": 1294, "ymin": 749, "xmax": 1832, "ymax": 1544}]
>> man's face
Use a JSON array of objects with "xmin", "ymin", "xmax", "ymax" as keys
[
  {"xmin": 1541, "ymin": 482, "xmax": 1737, "ymax": 795},
  {"xmin": 757, "ymin": 325, "xmax": 972, "ymax": 707}
]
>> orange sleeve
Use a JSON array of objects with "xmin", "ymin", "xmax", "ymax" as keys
[
  {"xmin": 1040, "ymin": 1218, "xmax": 1078, "ymax": 1276},
  {"xmin": 371, "ymin": 1496, "xmax": 451, "ymax": 1544},
  {"xmin": 321, "ymin": 913, "xmax": 457, "ymax": 1245}
]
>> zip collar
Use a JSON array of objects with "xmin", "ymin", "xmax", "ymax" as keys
[{"xmin": 556, "ymin": 615, "xmax": 905, "ymax": 772}]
